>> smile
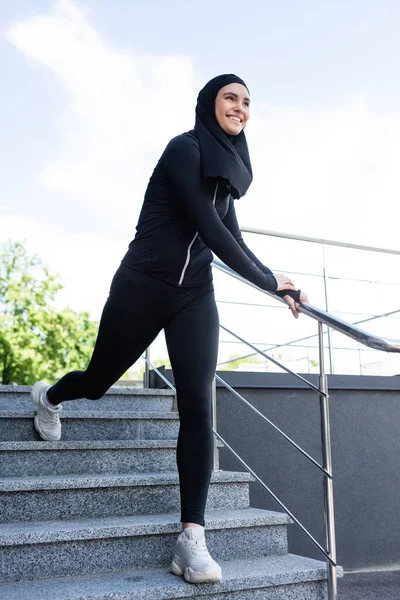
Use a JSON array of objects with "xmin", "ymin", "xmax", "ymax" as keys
[{"xmin": 227, "ymin": 115, "xmax": 242, "ymax": 123}]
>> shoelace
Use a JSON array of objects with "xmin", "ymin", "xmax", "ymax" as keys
[
  {"xmin": 43, "ymin": 409, "xmax": 60, "ymax": 424},
  {"xmin": 187, "ymin": 539, "xmax": 209, "ymax": 557}
]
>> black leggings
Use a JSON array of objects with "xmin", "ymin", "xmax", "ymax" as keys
[{"xmin": 47, "ymin": 265, "xmax": 219, "ymax": 526}]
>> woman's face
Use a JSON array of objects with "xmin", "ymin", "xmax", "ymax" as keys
[{"xmin": 215, "ymin": 83, "xmax": 250, "ymax": 135}]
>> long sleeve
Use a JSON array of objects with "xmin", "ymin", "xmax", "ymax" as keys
[
  {"xmin": 222, "ymin": 198, "xmax": 274, "ymax": 274},
  {"xmin": 222, "ymin": 197, "xmax": 301, "ymax": 301},
  {"xmin": 162, "ymin": 136, "xmax": 278, "ymax": 292}
]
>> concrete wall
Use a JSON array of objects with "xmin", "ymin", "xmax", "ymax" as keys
[{"xmin": 213, "ymin": 372, "xmax": 400, "ymax": 572}]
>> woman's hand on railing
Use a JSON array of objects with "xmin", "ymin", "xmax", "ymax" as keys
[
  {"xmin": 283, "ymin": 290, "xmax": 309, "ymax": 319},
  {"xmin": 299, "ymin": 291, "xmax": 309, "ymax": 303},
  {"xmin": 274, "ymin": 273, "xmax": 297, "ymax": 291}
]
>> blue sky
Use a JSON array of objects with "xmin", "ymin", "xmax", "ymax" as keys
[{"xmin": 1, "ymin": 1, "xmax": 399, "ymax": 373}]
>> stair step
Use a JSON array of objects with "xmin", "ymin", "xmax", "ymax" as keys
[
  {"xmin": 0, "ymin": 411, "xmax": 180, "ymax": 441},
  {"xmin": 0, "ymin": 440, "xmax": 181, "ymax": 476},
  {"xmin": 0, "ymin": 384, "xmax": 337, "ymax": 598},
  {"xmin": 0, "ymin": 554, "xmax": 330, "ymax": 599},
  {"xmin": 0, "ymin": 507, "xmax": 289, "ymax": 545},
  {"xmin": 0, "ymin": 471, "xmax": 251, "ymax": 522},
  {"xmin": 0, "ymin": 509, "xmax": 290, "ymax": 583},
  {"xmin": 0, "ymin": 385, "xmax": 176, "ymax": 412}
]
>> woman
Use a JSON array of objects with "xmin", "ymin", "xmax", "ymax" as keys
[{"xmin": 31, "ymin": 74, "xmax": 307, "ymax": 584}]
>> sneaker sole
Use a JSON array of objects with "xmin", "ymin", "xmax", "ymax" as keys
[
  {"xmin": 171, "ymin": 559, "xmax": 184, "ymax": 577},
  {"xmin": 171, "ymin": 559, "xmax": 222, "ymax": 584},
  {"xmin": 184, "ymin": 566, "xmax": 222, "ymax": 584}
]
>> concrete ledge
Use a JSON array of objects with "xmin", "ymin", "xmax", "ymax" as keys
[{"xmin": 214, "ymin": 372, "xmax": 400, "ymax": 391}]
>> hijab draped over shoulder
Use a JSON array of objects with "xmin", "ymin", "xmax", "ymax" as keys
[{"xmin": 193, "ymin": 74, "xmax": 253, "ymax": 199}]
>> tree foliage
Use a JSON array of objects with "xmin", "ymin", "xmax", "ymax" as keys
[{"xmin": 0, "ymin": 241, "xmax": 98, "ymax": 385}]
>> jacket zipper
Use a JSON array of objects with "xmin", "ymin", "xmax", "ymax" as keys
[{"xmin": 178, "ymin": 181, "xmax": 219, "ymax": 286}]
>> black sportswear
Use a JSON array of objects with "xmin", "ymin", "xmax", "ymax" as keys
[
  {"xmin": 122, "ymin": 132, "xmax": 281, "ymax": 292},
  {"xmin": 48, "ymin": 266, "xmax": 218, "ymax": 526}
]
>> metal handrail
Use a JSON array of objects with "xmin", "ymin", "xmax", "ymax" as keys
[
  {"xmin": 214, "ymin": 325, "xmax": 339, "ymax": 570},
  {"xmin": 215, "ymin": 374, "xmax": 330, "ymax": 477},
  {"xmin": 217, "ymin": 307, "xmax": 400, "ymax": 368},
  {"xmin": 142, "ymin": 354, "xmax": 175, "ymax": 390},
  {"xmin": 220, "ymin": 341, "xmax": 381, "ymax": 351},
  {"xmin": 239, "ymin": 227, "xmax": 400, "ymax": 373},
  {"xmin": 220, "ymin": 324, "xmax": 325, "ymax": 395},
  {"xmin": 212, "ymin": 428, "xmax": 336, "ymax": 566},
  {"xmin": 213, "ymin": 260, "xmax": 400, "ymax": 352},
  {"xmin": 240, "ymin": 226, "xmax": 400, "ymax": 256}
]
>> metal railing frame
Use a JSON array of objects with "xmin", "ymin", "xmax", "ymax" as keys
[
  {"xmin": 240, "ymin": 227, "xmax": 400, "ymax": 374},
  {"xmin": 217, "ymin": 307, "xmax": 400, "ymax": 370},
  {"xmin": 212, "ymin": 259, "xmax": 400, "ymax": 600},
  {"xmin": 213, "ymin": 260, "xmax": 400, "ymax": 352},
  {"xmin": 142, "ymin": 247, "xmax": 400, "ymax": 600},
  {"xmin": 240, "ymin": 226, "xmax": 400, "ymax": 256}
]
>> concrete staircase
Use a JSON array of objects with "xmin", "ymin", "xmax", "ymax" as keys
[{"xmin": 0, "ymin": 384, "xmax": 330, "ymax": 599}]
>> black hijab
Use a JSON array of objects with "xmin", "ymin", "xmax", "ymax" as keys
[{"xmin": 194, "ymin": 74, "xmax": 253, "ymax": 199}]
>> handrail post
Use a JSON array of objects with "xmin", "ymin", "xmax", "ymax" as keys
[
  {"xmin": 318, "ymin": 322, "xmax": 337, "ymax": 600},
  {"xmin": 322, "ymin": 244, "xmax": 334, "ymax": 374},
  {"xmin": 144, "ymin": 348, "xmax": 150, "ymax": 388},
  {"xmin": 211, "ymin": 376, "xmax": 219, "ymax": 471}
]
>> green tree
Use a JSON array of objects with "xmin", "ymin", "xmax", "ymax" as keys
[{"xmin": 0, "ymin": 240, "xmax": 98, "ymax": 385}]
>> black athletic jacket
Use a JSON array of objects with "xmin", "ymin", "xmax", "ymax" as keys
[{"xmin": 122, "ymin": 132, "xmax": 295, "ymax": 297}]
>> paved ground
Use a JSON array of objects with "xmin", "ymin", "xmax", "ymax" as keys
[{"xmin": 338, "ymin": 570, "xmax": 400, "ymax": 599}]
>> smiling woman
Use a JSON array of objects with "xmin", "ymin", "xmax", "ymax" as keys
[
  {"xmin": 29, "ymin": 73, "xmax": 307, "ymax": 587},
  {"xmin": 215, "ymin": 84, "xmax": 251, "ymax": 135}
]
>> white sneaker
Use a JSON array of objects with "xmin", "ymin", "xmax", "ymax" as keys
[
  {"xmin": 171, "ymin": 526, "xmax": 222, "ymax": 584},
  {"xmin": 31, "ymin": 381, "xmax": 62, "ymax": 441}
]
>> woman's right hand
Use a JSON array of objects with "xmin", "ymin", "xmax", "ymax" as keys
[{"xmin": 274, "ymin": 273, "xmax": 297, "ymax": 292}]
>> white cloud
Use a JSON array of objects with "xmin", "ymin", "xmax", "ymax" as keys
[{"xmin": 7, "ymin": 0, "xmax": 196, "ymax": 230}]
